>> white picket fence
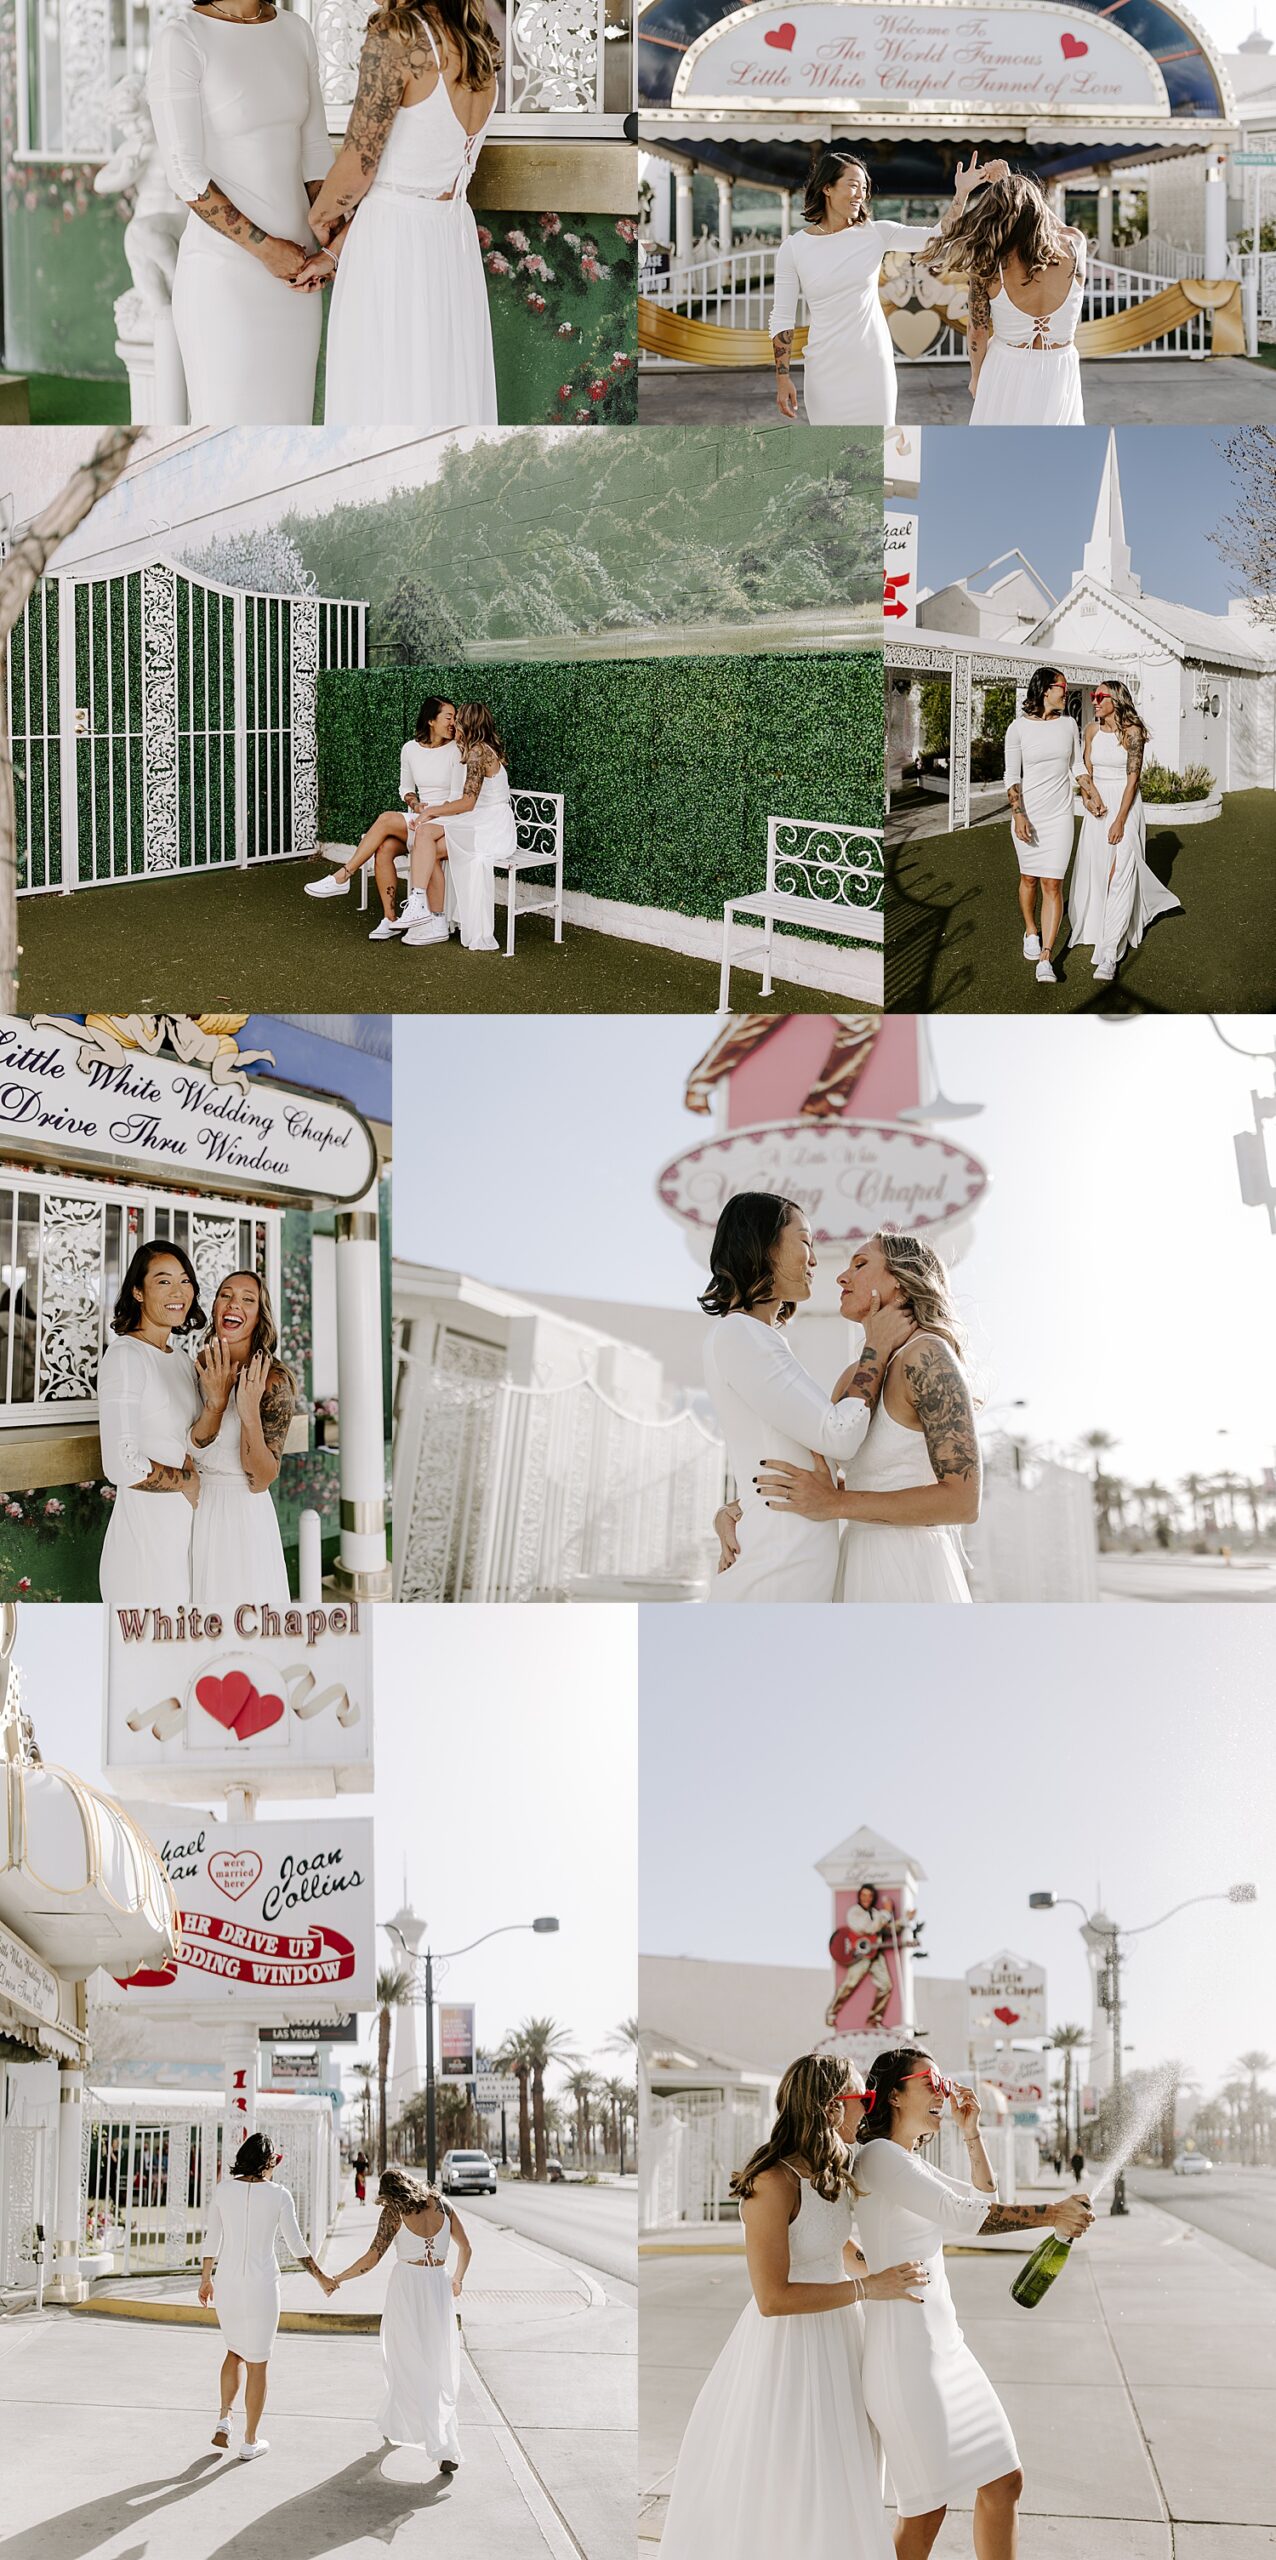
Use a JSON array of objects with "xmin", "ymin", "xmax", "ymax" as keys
[{"xmin": 82, "ymin": 2092, "xmax": 337, "ymax": 2274}]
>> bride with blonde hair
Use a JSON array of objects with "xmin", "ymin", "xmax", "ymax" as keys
[
  {"xmin": 750, "ymin": 1229, "xmax": 980, "ymax": 1603},
  {"xmin": 660, "ymin": 2054, "xmax": 928, "ymax": 2560},
  {"xmin": 922, "ymin": 170, "xmax": 1087, "ymax": 426},
  {"xmin": 299, "ymin": 0, "xmax": 499, "ymax": 426},
  {"xmin": 327, "ymin": 2165, "xmax": 471, "ymax": 2473},
  {"xmin": 1069, "ymin": 678, "xmax": 1181, "ymax": 983}
]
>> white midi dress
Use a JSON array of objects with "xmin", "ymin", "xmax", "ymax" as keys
[
  {"xmin": 204, "ymin": 2175, "xmax": 308, "ymax": 2362},
  {"xmin": 149, "ymin": 11, "xmax": 331, "ymax": 426},
  {"xmin": 324, "ymin": 25, "xmax": 497, "ymax": 428},
  {"xmin": 703, "ymin": 1313, "xmax": 873, "ymax": 1603},
  {"xmin": 98, "ymin": 1336, "xmax": 201, "ymax": 1610},
  {"xmin": 835, "ymin": 1344, "xmax": 972, "ymax": 1604},
  {"xmin": 768, "ymin": 221, "xmax": 932, "ymax": 426},
  {"xmin": 971, "ymin": 243, "xmax": 1085, "ymax": 427},
  {"xmin": 1003, "ymin": 715, "xmax": 1083, "ymax": 879},
  {"xmin": 855, "ymin": 2143, "xmax": 1018, "ymax": 2520},
  {"xmin": 1068, "ymin": 727, "xmax": 1181, "ymax": 973},
  {"xmin": 190, "ymin": 1380, "xmax": 291, "ymax": 1608},
  {"xmin": 661, "ymin": 2172, "xmax": 893, "ymax": 2560},
  {"xmin": 379, "ymin": 2212, "xmax": 463, "ymax": 2463},
  {"xmin": 442, "ymin": 762, "xmax": 516, "ymax": 951},
  {"xmin": 401, "ymin": 738, "xmax": 465, "ymax": 820}
]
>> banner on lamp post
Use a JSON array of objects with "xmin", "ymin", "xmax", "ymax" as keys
[{"xmin": 439, "ymin": 2003, "xmax": 476, "ymax": 2079}]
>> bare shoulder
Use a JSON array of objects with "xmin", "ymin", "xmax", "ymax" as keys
[
  {"xmin": 899, "ymin": 1332, "xmax": 960, "ymax": 1384},
  {"xmin": 741, "ymin": 2163, "xmax": 797, "ymax": 2211}
]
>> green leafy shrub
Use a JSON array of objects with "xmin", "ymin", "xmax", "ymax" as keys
[{"xmin": 1140, "ymin": 762, "xmax": 1216, "ymax": 804}]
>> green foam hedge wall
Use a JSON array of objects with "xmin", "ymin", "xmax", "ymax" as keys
[{"xmin": 317, "ymin": 651, "xmax": 884, "ymax": 920}]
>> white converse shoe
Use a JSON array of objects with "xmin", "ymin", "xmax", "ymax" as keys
[
  {"xmin": 239, "ymin": 2439, "xmax": 269, "ymax": 2462},
  {"xmin": 1035, "ymin": 957, "xmax": 1057, "ymax": 984},
  {"xmin": 403, "ymin": 916, "xmax": 450, "ymax": 947},
  {"xmin": 304, "ymin": 873, "xmax": 350, "ymax": 899},
  {"xmin": 399, "ymin": 886, "xmax": 430, "ymax": 926},
  {"xmin": 212, "ymin": 2414, "xmax": 234, "ymax": 2450},
  {"xmin": 368, "ymin": 914, "xmax": 407, "ymax": 940},
  {"xmin": 1022, "ymin": 933, "xmax": 1041, "ymax": 962}
]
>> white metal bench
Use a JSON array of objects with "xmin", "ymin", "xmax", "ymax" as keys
[
  {"xmin": 717, "ymin": 816, "xmax": 884, "ymax": 1011},
  {"xmin": 358, "ymin": 789, "xmax": 565, "ymax": 956}
]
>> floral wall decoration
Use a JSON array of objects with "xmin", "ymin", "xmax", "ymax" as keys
[{"xmin": 480, "ymin": 210, "xmax": 638, "ymax": 422}]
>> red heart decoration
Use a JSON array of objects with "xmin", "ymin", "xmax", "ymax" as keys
[
  {"xmin": 196, "ymin": 1671, "xmax": 255, "ymax": 1731},
  {"xmin": 208, "ymin": 1850, "xmax": 263, "ymax": 1902},
  {"xmin": 234, "ymin": 1688, "xmax": 284, "ymax": 1740},
  {"xmin": 1060, "ymin": 31, "xmax": 1087, "ymax": 56},
  {"xmin": 764, "ymin": 19, "xmax": 796, "ymax": 46},
  {"xmin": 993, "ymin": 2005, "xmax": 1021, "ymax": 2025}
]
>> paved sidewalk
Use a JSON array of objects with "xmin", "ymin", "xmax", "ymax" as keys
[
  {"xmin": 638, "ymin": 357, "xmax": 1276, "ymax": 425},
  {"xmin": 0, "ymin": 2185, "xmax": 633, "ymax": 2560},
  {"xmin": 640, "ymin": 2194, "xmax": 1276, "ymax": 2555}
]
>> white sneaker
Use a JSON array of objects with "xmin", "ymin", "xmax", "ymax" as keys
[
  {"xmin": 1093, "ymin": 950, "xmax": 1116, "ymax": 983},
  {"xmin": 1035, "ymin": 957, "xmax": 1057, "ymax": 984},
  {"xmin": 212, "ymin": 2414, "xmax": 234, "ymax": 2451},
  {"xmin": 403, "ymin": 916, "xmax": 450, "ymax": 947},
  {"xmin": 1022, "ymin": 933, "xmax": 1041, "ymax": 962},
  {"xmin": 399, "ymin": 887, "xmax": 430, "ymax": 926},
  {"xmin": 239, "ymin": 2439, "xmax": 269, "ymax": 2462},
  {"xmin": 304, "ymin": 873, "xmax": 350, "ymax": 899},
  {"xmin": 368, "ymin": 914, "xmax": 407, "ymax": 940}
]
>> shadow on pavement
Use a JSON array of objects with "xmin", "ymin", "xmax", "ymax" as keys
[{"xmin": 4, "ymin": 2444, "xmax": 449, "ymax": 2560}]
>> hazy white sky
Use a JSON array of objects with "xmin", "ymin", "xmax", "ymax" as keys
[
  {"xmin": 640, "ymin": 1606, "xmax": 1275, "ymax": 2095},
  {"xmin": 17, "ymin": 1605, "xmax": 636, "ymax": 2097},
  {"xmin": 393, "ymin": 1014, "xmax": 1276, "ymax": 1485}
]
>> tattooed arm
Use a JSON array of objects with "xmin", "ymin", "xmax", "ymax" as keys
[
  {"xmin": 308, "ymin": 19, "xmax": 413, "ymax": 245},
  {"xmin": 981, "ymin": 2197, "xmax": 1097, "ymax": 2237},
  {"xmin": 965, "ymin": 270, "xmax": 991, "ymax": 397},
  {"xmin": 769, "ymin": 1337, "xmax": 981, "ymax": 1528},
  {"xmin": 1108, "ymin": 732, "xmax": 1144, "ymax": 849},
  {"xmin": 425, "ymin": 745, "xmax": 492, "ymax": 818},
  {"xmin": 769, "ymin": 238, "xmax": 801, "ymax": 419},
  {"xmin": 234, "ymin": 1355, "xmax": 293, "ymax": 1494},
  {"xmin": 147, "ymin": 23, "xmax": 312, "ymax": 280},
  {"xmin": 328, "ymin": 2198, "xmax": 401, "ymax": 2285}
]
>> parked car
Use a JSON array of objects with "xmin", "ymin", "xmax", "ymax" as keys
[
  {"xmin": 441, "ymin": 2148, "xmax": 498, "ymax": 2195},
  {"xmin": 1173, "ymin": 2152, "xmax": 1213, "ymax": 2176}
]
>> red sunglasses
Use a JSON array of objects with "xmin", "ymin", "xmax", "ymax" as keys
[{"xmin": 860, "ymin": 2068, "xmax": 955, "ymax": 2112}]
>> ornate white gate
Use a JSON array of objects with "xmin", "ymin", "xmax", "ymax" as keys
[
  {"xmin": 82, "ymin": 2093, "xmax": 335, "ymax": 2272},
  {"xmin": 10, "ymin": 565, "xmax": 365, "ymax": 894}
]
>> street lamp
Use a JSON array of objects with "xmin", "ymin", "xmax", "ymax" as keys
[
  {"xmin": 1029, "ymin": 1886, "xmax": 1256, "ymax": 2215},
  {"xmin": 385, "ymin": 1916, "xmax": 559, "ymax": 2183}
]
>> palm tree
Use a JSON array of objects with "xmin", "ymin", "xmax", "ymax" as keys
[
  {"xmin": 494, "ymin": 2026, "xmax": 535, "ymax": 2179},
  {"xmin": 1178, "ymin": 1472, "xmax": 1206, "ymax": 1541},
  {"xmin": 351, "ymin": 2061, "xmax": 375, "ymax": 2149},
  {"xmin": 1233, "ymin": 2052, "xmax": 1274, "ymax": 2165},
  {"xmin": 564, "ymin": 2066, "xmax": 599, "ymax": 2164},
  {"xmin": 1156, "ymin": 2060, "xmax": 1196, "ymax": 2168},
  {"xmin": 1050, "ymin": 2024, "xmax": 1086, "ymax": 2157},
  {"xmin": 1220, "ymin": 2078, "xmax": 1249, "ymax": 2162},
  {"xmin": 604, "ymin": 2017, "xmax": 639, "ymax": 2058},
  {"xmin": 516, "ymin": 2016, "xmax": 579, "ymax": 2180},
  {"xmin": 375, "ymin": 1967, "xmax": 414, "ymax": 2173},
  {"xmin": 601, "ymin": 2074, "xmax": 634, "ymax": 2172}
]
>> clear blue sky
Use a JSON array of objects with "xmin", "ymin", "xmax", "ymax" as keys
[
  {"xmin": 392, "ymin": 1014, "xmax": 1276, "ymax": 1484},
  {"xmin": 915, "ymin": 428, "xmax": 1240, "ymax": 613},
  {"xmin": 639, "ymin": 1606, "xmax": 1276, "ymax": 2096}
]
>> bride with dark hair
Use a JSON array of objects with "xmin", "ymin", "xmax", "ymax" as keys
[
  {"xmin": 98, "ymin": 1240, "xmax": 205, "ymax": 1609},
  {"xmin": 328, "ymin": 2165, "xmax": 472, "ymax": 2473}
]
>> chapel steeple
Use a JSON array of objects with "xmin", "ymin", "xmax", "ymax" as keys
[{"xmin": 1077, "ymin": 429, "xmax": 1141, "ymax": 599}]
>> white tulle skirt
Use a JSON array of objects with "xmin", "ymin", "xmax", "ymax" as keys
[
  {"xmin": 378, "ymin": 2261, "xmax": 462, "ymax": 2463},
  {"xmin": 324, "ymin": 192, "xmax": 498, "ymax": 427},
  {"xmin": 835, "ymin": 1523, "xmax": 971, "ymax": 1603},
  {"xmin": 971, "ymin": 341, "xmax": 1084, "ymax": 426},
  {"xmin": 1068, "ymin": 796, "xmax": 1181, "ymax": 971},
  {"xmin": 661, "ymin": 2298, "xmax": 892, "ymax": 2560}
]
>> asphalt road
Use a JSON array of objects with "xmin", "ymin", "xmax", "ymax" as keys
[
  {"xmin": 1098, "ymin": 1554, "xmax": 1276, "ymax": 1602},
  {"xmin": 456, "ymin": 2180, "xmax": 637, "ymax": 2294},
  {"xmin": 1128, "ymin": 2163, "xmax": 1276, "ymax": 2268}
]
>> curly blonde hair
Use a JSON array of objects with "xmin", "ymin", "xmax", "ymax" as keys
[
  {"xmin": 921, "ymin": 171, "xmax": 1071, "ymax": 287},
  {"xmin": 368, "ymin": 0, "xmax": 499, "ymax": 91},
  {"xmin": 873, "ymin": 1230, "xmax": 967, "ymax": 1365},
  {"xmin": 733, "ymin": 2055, "xmax": 863, "ymax": 2204},
  {"xmin": 1095, "ymin": 679, "xmax": 1148, "ymax": 751}
]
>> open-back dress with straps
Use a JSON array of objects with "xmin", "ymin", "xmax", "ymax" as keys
[
  {"xmin": 970, "ymin": 239, "xmax": 1085, "ymax": 426},
  {"xmin": 324, "ymin": 20, "xmax": 497, "ymax": 427},
  {"xmin": 379, "ymin": 2199, "xmax": 462, "ymax": 2462}
]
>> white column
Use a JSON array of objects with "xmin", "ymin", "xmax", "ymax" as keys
[
  {"xmin": 779, "ymin": 190, "xmax": 793, "ymax": 239},
  {"xmin": 1096, "ymin": 176, "xmax": 1114, "ymax": 263},
  {"xmin": 716, "ymin": 175, "xmax": 734, "ymax": 253},
  {"xmin": 47, "ymin": 2062, "xmax": 86, "ymax": 2304},
  {"xmin": 674, "ymin": 168, "xmax": 695, "ymax": 266},
  {"xmin": 642, "ymin": 154, "xmax": 671, "ymax": 243},
  {"xmin": 332, "ymin": 1179, "xmax": 391, "ymax": 1597},
  {"xmin": 1204, "ymin": 155, "xmax": 1227, "ymax": 278},
  {"xmin": 949, "ymin": 658, "xmax": 973, "ymax": 833}
]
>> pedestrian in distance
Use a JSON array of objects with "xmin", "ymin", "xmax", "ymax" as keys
[
  {"xmin": 1070, "ymin": 2148, "xmax": 1086, "ymax": 2185},
  {"xmin": 353, "ymin": 2149, "xmax": 370, "ymax": 2204},
  {"xmin": 200, "ymin": 2131, "xmax": 337, "ymax": 2459}
]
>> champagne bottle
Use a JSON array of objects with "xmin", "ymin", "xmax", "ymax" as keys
[{"xmin": 1010, "ymin": 2229, "xmax": 1072, "ymax": 2308}]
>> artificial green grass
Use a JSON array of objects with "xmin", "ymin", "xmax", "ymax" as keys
[
  {"xmin": 886, "ymin": 790, "xmax": 1276, "ymax": 1013},
  {"xmin": 17, "ymin": 861, "xmax": 869, "ymax": 1015},
  {"xmin": 26, "ymin": 375, "xmax": 132, "ymax": 424}
]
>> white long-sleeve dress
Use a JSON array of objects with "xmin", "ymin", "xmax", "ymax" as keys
[
  {"xmin": 1003, "ymin": 714, "xmax": 1083, "ymax": 879},
  {"xmin": 768, "ymin": 221, "xmax": 932, "ymax": 425},
  {"xmin": 703, "ymin": 1313, "xmax": 873, "ymax": 1602},
  {"xmin": 148, "ymin": 9, "xmax": 331, "ymax": 426},
  {"xmin": 380, "ymin": 2209, "xmax": 463, "ymax": 2462},
  {"xmin": 1068, "ymin": 725, "xmax": 1181, "ymax": 972},
  {"xmin": 203, "ymin": 2174, "xmax": 309, "ymax": 2361},
  {"xmin": 190, "ymin": 1380, "xmax": 291, "ymax": 1607},
  {"xmin": 98, "ymin": 1336, "xmax": 201, "ymax": 1609},
  {"xmin": 442, "ymin": 761, "xmax": 516, "ymax": 951},
  {"xmin": 855, "ymin": 2142, "xmax": 1019, "ymax": 2520},
  {"xmin": 834, "ymin": 1341, "xmax": 972, "ymax": 1604},
  {"xmin": 971, "ymin": 242, "xmax": 1086, "ymax": 427},
  {"xmin": 401, "ymin": 738, "xmax": 464, "ymax": 816},
  {"xmin": 661, "ymin": 2169, "xmax": 893, "ymax": 2560},
  {"xmin": 324, "ymin": 21, "xmax": 497, "ymax": 428}
]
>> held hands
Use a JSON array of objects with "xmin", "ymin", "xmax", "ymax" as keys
[
  {"xmin": 291, "ymin": 249, "xmax": 337, "ymax": 292},
  {"xmin": 310, "ymin": 203, "xmax": 342, "ymax": 249},
  {"xmin": 714, "ymin": 1501, "xmax": 742, "ymax": 1572},
  {"xmin": 867, "ymin": 2259, "xmax": 929, "ymax": 2304},
  {"xmin": 1049, "ymin": 2194, "xmax": 1096, "ymax": 2239},
  {"xmin": 754, "ymin": 1451, "xmax": 842, "ymax": 1522},
  {"xmin": 257, "ymin": 235, "xmax": 313, "ymax": 283}
]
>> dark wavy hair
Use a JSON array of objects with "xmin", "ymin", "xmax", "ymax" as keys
[
  {"xmin": 112, "ymin": 1239, "xmax": 205, "ymax": 1338},
  {"xmin": 805, "ymin": 143, "xmax": 870, "ymax": 226},
  {"xmin": 204, "ymin": 1271, "xmax": 296, "ymax": 1401},
  {"xmin": 698, "ymin": 1192, "xmax": 804, "ymax": 1325},
  {"xmin": 1023, "ymin": 667, "xmax": 1067, "ymax": 719},
  {"xmin": 856, "ymin": 2047, "xmax": 934, "ymax": 2148},
  {"xmin": 231, "ymin": 2132, "xmax": 279, "ymax": 2180},
  {"xmin": 413, "ymin": 696, "xmax": 456, "ymax": 744}
]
